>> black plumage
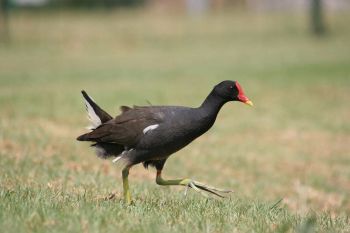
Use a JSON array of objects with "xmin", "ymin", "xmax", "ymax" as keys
[{"xmin": 77, "ymin": 80, "xmax": 253, "ymax": 202}]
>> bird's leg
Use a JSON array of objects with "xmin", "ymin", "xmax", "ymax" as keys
[
  {"xmin": 122, "ymin": 166, "xmax": 132, "ymax": 204},
  {"xmin": 155, "ymin": 170, "xmax": 233, "ymax": 198}
]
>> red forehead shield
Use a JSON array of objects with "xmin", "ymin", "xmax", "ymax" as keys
[{"xmin": 235, "ymin": 81, "xmax": 249, "ymax": 102}]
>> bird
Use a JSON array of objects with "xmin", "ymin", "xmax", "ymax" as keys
[{"xmin": 77, "ymin": 80, "xmax": 253, "ymax": 204}]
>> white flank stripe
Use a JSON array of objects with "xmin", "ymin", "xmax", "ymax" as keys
[
  {"xmin": 112, "ymin": 157, "xmax": 122, "ymax": 163},
  {"xmin": 143, "ymin": 124, "xmax": 159, "ymax": 134},
  {"xmin": 84, "ymin": 98, "xmax": 101, "ymax": 130}
]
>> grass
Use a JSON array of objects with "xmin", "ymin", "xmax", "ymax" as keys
[{"xmin": 0, "ymin": 8, "xmax": 350, "ymax": 233}]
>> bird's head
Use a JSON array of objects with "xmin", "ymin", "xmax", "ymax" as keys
[{"xmin": 213, "ymin": 80, "xmax": 253, "ymax": 106}]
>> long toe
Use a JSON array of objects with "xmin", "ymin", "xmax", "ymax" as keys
[
  {"xmin": 192, "ymin": 181, "xmax": 233, "ymax": 193},
  {"xmin": 189, "ymin": 182, "xmax": 209, "ymax": 198},
  {"xmin": 190, "ymin": 181, "xmax": 233, "ymax": 198}
]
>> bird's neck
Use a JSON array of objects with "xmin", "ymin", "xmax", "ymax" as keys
[{"xmin": 197, "ymin": 90, "xmax": 227, "ymax": 127}]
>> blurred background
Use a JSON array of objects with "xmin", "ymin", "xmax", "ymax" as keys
[{"xmin": 0, "ymin": 0, "xmax": 349, "ymax": 231}]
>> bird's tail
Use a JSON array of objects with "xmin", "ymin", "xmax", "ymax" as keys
[
  {"xmin": 77, "ymin": 90, "xmax": 113, "ymax": 141},
  {"xmin": 76, "ymin": 91, "xmax": 127, "ymax": 161},
  {"xmin": 81, "ymin": 90, "xmax": 113, "ymax": 129}
]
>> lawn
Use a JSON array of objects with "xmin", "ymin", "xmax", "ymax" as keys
[{"xmin": 0, "ymin": 9, "xmax": 349, "ymax": 233}]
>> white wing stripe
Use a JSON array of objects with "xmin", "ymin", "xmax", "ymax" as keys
[{"xmin": 143, "ymin": 124, "xmax": 159, "ymax": 134}]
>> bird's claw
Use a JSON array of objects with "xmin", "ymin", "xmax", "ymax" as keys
[
  {"xmin": 184, "ymin": 185, "xmax": 189, "ymax": 196},
  {"xmin": 183, "ymin": 179, "xmax": 233, "ymax": 198}
]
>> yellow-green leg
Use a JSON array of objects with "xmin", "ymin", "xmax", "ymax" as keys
[
  {"xmin": 122, "ymin": 167, "xmax": 132, "ymax": 204},
  {"xmin": 155, "ymin": 170, "xmax": 232, "ymax": 198}
]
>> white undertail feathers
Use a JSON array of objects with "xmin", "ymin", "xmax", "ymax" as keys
[{"xmin": 84, "ymin": 94, "xmax": 102, "ymax": 130}]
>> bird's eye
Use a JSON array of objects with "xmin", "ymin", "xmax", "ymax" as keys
[{"xmin": 229, "ymin": 86, "xmax": 233, "ymax": 89}]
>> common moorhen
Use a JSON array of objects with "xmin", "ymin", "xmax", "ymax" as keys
[{"xmin": 77, "ymin": 80, "xmax": 253, "ymax": 204}]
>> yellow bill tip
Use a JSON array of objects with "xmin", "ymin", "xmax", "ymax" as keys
[{"xmin": 244, "ymin": 100, "xmax": 254, "ymax": 107}]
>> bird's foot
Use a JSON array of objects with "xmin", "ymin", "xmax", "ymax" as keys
[
  {"xmin": 180, "ymin": 179, "xmax": 233, "ymax": 198},
  {"xmin": 156, "ymin": 172, "xmax": 232, "ymax": 198}
]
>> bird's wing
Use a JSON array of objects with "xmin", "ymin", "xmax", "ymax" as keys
[{"xmin": 80, "ymin": 106, "xmax": 164, "ymax": 146}]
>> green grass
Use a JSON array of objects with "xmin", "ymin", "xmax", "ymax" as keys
[{"xmin": 0, "ymin": 9, "xmax": 350, "ymax": 233}]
